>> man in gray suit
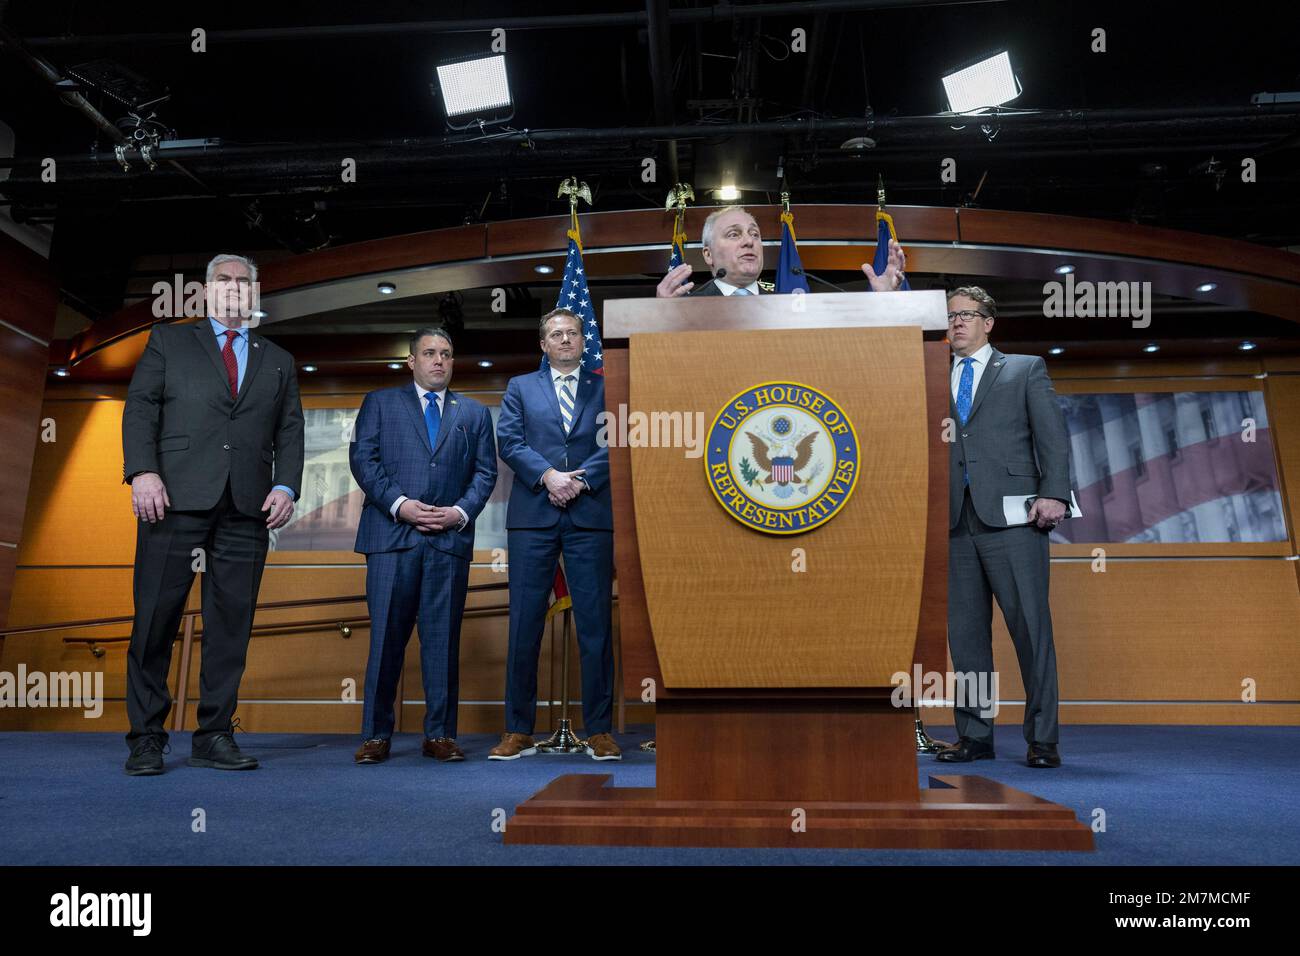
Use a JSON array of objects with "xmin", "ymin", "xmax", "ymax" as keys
[
  {"xmin": 937, "ymin": 285, "xmax": 1071, "ymax": 769},
  {"xmin": 121, "ymin": 253, "xmax": 304, "ymax": 775}
]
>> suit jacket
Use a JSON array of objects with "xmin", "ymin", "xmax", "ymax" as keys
[
  {"xmin": 122, "ymin": 321, "xmax": 305, "ymax": 518},
  {"xmin": 349, "ymin": 384, "xmax": 498, "ymax": 559},
  {"xmin": 949, "ymin": 348, "xmax": 1071, "ymax": 530},
  {"xmin": 497, "ymin": 367, "xmax": 612, "ymax": 531}
]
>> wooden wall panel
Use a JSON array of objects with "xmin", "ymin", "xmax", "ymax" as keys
[
  {"xmin": 1263, "ymin": 374, "xmax": 1300, "ymax": 555},
  {"xmin": 949, "ymin": 561, "xmax": 1300, "ymax": 706}
]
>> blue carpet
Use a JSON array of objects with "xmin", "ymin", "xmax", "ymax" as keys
[{"xmin": 2, "ymin": 726, "xmax": 1297, "ymax": 865}]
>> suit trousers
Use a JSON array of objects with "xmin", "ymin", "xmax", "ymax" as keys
[
  {"xmin": 505, "ymin": 511, "xmax": 614, "ymax": 736},
  {"xmin": 125, "ymin": 482, "xmax": 269, "ymax": 746},
  {"xmin": 360, "ymin": 538, "xmax": 471, "ymax": 740},
  {"xmin": 948, "ymin": 489, "xmax": 1060, "ymax": 746}
]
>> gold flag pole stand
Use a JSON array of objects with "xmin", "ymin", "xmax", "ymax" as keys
[{"xmin": 536, "ymin": 606, "xmax": 586, "ymax": 754}]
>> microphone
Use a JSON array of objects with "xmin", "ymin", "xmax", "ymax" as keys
[
  {"xmin": 791, "ymin": 267, "xmax": 848, "ymax": 293},
  {"xmin": 690, "ymin": 267, "xmax": 727, "ymax": 296}
]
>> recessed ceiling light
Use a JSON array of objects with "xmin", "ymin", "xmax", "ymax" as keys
[
  {"xmin": 302, "ymin": 364, "xmax": 318, "ymax": 372},
  {"xmin": 1048, "ymin": 346, "xmax": 1065, "ymax": 355},
  {"xmin": 1196, "ymin": 282, "xmax": 1217, "ymax": 293},
  {"xmin": 1142, "ymin": 344, "xmax": 1160, "ymax": 353},
  {"xmin": 534, "ymin": 265, "xmax": 555, "ymax": 275},
  {"xmin": 52, "ymin": 367, "xmax": 70, "ymax": 377},
  {"xmin": 477, "ymin": 360, "xmax": 494, "ymax": 368},
  {"xmin": 1238, "ymin": 341, "xmax": 1258, "ymax": 351},
  {"xmin": 1054, "ymin": 264, "xmax": 1074, "ymax": 275},
  {"xmin": 377, "ymin": 282, "xmax": 396, "ymax": 295},
  {"xmin": 714, "ymin": 185, "xmax": 741, "ymax": 201},
  {"xmin": 387, "ymin": 362, "xmax": 404, "ymax": 369},
  {"xmin": 251, "ymin": 310, "xmax": 268, "ymax": 320}
]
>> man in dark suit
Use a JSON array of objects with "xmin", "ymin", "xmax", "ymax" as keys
[
  {"xmin": 655, "ymin": 205, "xmax": 907, "ymax": 297},
  {"xmin": 349, "ymin": 327, "xmax": 497, "ymax": 764},
  {"xmin": 937, "ymin": 285, "xmax": 1072, "ymax": 769},
  {"xmin": 489, "ymin": 307, "xmax": 619, "ymax": 761},
  {"xmin": 121, "ymin": 253, "xmax": 304, "ymax": 775}
]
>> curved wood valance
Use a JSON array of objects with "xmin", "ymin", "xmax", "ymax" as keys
[{"xmin": 57, "ymin": 204, "xmax": 1300, "ymax": 377}]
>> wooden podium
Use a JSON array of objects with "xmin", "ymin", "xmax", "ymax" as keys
[{"xmin": 504, "ymin": 291, "xmax": 1093, "ymax": 850}]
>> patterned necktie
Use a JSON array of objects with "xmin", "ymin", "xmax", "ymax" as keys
[
  {"xmin": 956, "ymin": 357, "xmax": 974, "ymax": 487},
  {"xmin": 221, "ymin": 330, "xmax": 240, "ymax": 398},
  {"xmin": 558, "ymin": 374, "xmax": 576, "ymax": 434},
  {"xmin": 956, "ymin": 357, "xmax": 974, "ymax": 425},
  {"xmin": 424, "ymin": 393, "xmax": 441, "ymax": 449}
]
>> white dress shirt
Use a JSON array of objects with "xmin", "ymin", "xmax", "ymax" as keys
[
  {"xmin": 714, "ymin": 277, "xmax": 762, "ymax": 296},
  {"xmin": 951, "ymin": 342, "xmax": 994, "ymax": 405},
  {"xmin": 550, "ymin": 364, "xmax": 581, "ymax": 404},
  {"xmin": 389, "ymin": 382, "xmax": 468, "ymax": 530}
]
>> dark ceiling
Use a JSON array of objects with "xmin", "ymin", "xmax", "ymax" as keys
[{"xmin": 2, "ymin": 0, "xmax": 1299, "ymax": 325}]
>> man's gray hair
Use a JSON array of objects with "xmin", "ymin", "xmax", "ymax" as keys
[
  {"xmin": 700, "ymin": 205, "xmax": 755, "ymax": 250},
  {"xmin": 947, "ymin": 285, "xmax": 997, "ymax": 318},
  {"xmin": 205, "ymin": 253, "xmax": 258, "ymax": 285},
  {"xmin": 540, "ymin": 307, "xmax": 581, "ymax": 339}
]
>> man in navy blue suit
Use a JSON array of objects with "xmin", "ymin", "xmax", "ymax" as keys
[
  {"xmin": 348, "ymin": 327, "xmax": 497, "ymax": 764},
  {"xmin": 490, "ymin": 307, "xmax": 620, "ymax": 761}
]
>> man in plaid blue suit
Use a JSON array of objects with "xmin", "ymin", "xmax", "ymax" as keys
[{"xmin": 349, "ymin": 327, "xmax": 497, "ymax": 764}]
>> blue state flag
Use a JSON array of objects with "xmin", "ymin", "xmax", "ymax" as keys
[
  {"xmin": 669, "ymin": 210, "xmax": 686, "ymax": 270},
  {"xmin": 871, "ymin": 209, "xmax": 911, "ymax": 291},
  {"xmin": 776, "ymin": 211, "xmax": 809, "ymax": 294}
]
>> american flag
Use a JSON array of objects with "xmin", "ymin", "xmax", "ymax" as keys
[{"xmin": 557, "ymin": 227, "xmax": 603, "ymax": 375}]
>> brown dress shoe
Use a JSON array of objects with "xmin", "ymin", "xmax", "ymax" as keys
[
  {"xmin": 586, "ymin": 733, "xmax": 622, "ymax": 761},
  {"xmin": 354, "ymin": 738, "xmax": 391, "ymax": 764},
  {"xmin": 422, "ymin": 737, "xmax": 465, "ymax": 762},
  {"xmin": 488, "ymin": 732, "xmax": 537, "ymax": 760}
]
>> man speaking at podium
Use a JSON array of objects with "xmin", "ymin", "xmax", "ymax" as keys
[{"xmin": 655, "ymin": 206, "xmax": 908, "ymax": 297}]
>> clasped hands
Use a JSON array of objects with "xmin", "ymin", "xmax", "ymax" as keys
[
  {"xmin": 542, "ymin": 467, "xmax": 586, "ymax": 508},
  {"xmin": 397, "ymin": 499, "xmax": 462, "ymax": 533}
]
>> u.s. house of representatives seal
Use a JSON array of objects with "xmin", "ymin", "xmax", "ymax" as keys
[{"xmin": 705, "ymin": 381, "xmax": 860, "ymax": 534}]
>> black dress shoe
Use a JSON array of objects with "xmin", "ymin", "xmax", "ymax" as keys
[
  {"xmin": 935, "ymin": 736, "xmax": 996, "ymax": 762},
  {"xmin": 125, "ymin": 736, "xmax": 166, "ymax": 776},
  {"xmin": 188, "ymin": 733, "xmax": 259, "ymax": 770},
  {"xmin": 1026, "ymin": 741, "xmax": 1061, "ymax": 768}
]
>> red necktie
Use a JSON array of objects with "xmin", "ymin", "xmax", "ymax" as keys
[{"xmin": 221, "ymin": 330, "xmax": 240, "ymax": 399}]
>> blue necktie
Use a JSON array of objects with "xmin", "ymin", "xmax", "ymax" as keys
[
  {"xmin": 956, "ymin": 357, "xmax": 974, "ymax": 425},
  {"xmin": 956, "ymin": 357, "xmax": 974, "ymax": 487},
  {"xmin": 732, "ymin": 287, "xmax": 752, "ymax": 296},
  {"xmin": 424, "ymin": 393, "xmax": 441, "ymax": 449}
]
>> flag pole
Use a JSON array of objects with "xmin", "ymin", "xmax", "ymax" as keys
[
  {"xmin": 886, "ymin": 168, "xmax": 949, "ymax": 754},
  {"xmin": 537, "ymin": 559, "xmax": 586, "ymax": 754}
]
